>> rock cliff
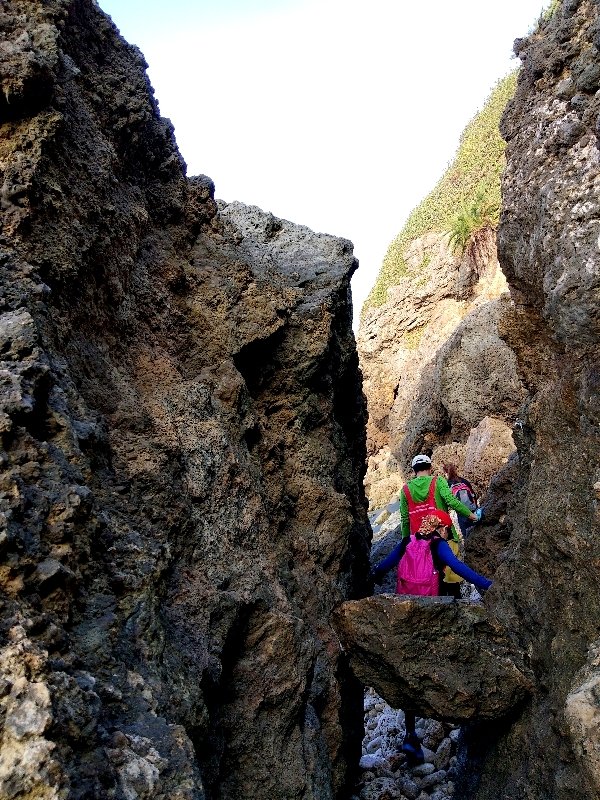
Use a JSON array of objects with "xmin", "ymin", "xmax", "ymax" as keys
[
  {"xmin": 333, "ymin": 595, "xmax": 533, "ymax": 724},
  {"xmin": 477, "ymin": 0, "xmax": 600, "ymax": 796},
  {"xmin": 358, "ymin": 227, "xmax": 524, "ymax": 509},
  {"xmin": 0, "ymin": 2, "xmax": 370, "ymax": 798}
]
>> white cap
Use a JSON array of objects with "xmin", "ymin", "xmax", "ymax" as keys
[{"xmin": 411, "ymin": 454, "xmax": 432, "ymax": 468}]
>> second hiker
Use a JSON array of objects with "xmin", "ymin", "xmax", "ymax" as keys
[{"xmin": 443, "ymin": 462, "xmax": 479, "ymax": 538}]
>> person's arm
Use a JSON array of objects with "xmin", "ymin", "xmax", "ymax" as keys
[
  {"xmin": 437, "ymin": 476, "xmax": 477, "ymax": 520},
  {"xmin": 434, "ymin": 540, "xmax": 492, "ymax": 592},
  {"xmin": 399, "ymin": 489, "xmax": 410, "ymax": 539},
  {"xmin": 372, "ymin": 537, "xmax": 409, "ymax": 581}
]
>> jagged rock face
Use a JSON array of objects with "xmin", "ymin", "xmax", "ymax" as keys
[
  {"xmin": 358, "ymin": 228, "xmax": 525, "ymax": 509},
  {"xmin": 474, "ymin": 0, "xmax": 600, "ymax": 797},
  {"xmin": 564, "ymin": 640, "xmax": 600, "ymax": 797},
  {"xmin": 0, "ymin": 2, "xmax": 370, "ymax": 799},
  {"xmin": 332, "ymin": 595, "xmax": 533, "ymax": 723}
]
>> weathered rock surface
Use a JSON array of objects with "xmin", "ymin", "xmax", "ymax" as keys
[
  {"xmin": 332, "ymin": 596, "xmax": 533, "ymax": 723},
  {"xmin": 0, "ymin": 2, "xmax": 370, "ymax": 799},
  {"xmin": 471, "ymin": 1, "xmax": 600, "ymax": 797},
  {"xmin": 462, "ymin": 453, "xmax": 520, "ymax": 579},
  {"xmin": 358, "ymin": 228, "xmax": 525, "ymax": 508},
  {"xmin": 564, "ymin": 640, "xmax": 600, "ymax": 797},
  {"xmin": 392, "ymin": 295, "xmax": 524, "ymax": 474}
]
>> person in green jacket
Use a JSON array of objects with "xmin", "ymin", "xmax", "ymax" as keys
[{"xmin": 400, "ymin": 453, "xmax": 481, "ymax": 539}]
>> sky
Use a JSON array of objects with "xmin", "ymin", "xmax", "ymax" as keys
[{"xmin": 97, "ymin": 0, "xmax": 547, "ymax": 329}]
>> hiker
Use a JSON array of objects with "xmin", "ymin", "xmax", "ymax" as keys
[
  {"xmin": 400, "ymin": 453, "xmax": 481, "ymax": 541},
  {"xmin": 369, "ymin": 452, "xmax": 480, "ymax": 592},
  {"xmin": 371, "ymin": 511, "xmax": 492, "ymax": 763},
  {"xmin": 443, "ymin": 462, "xmax": 478, "ymax": 538},
  {"xmin": 371, "ymin": 510, "xmax": 492, "ymax": 596}
]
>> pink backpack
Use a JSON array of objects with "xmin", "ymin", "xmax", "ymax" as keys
[{"xmin": 396, "ymin": 536, "xmax": 439, "ymax": 596}]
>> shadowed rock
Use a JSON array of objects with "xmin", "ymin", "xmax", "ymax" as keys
[{"xmin": 332, "ymin": 595, "xmax": 533, "ymax": 722}]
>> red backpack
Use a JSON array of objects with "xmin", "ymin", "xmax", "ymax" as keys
[
  {"xmin": 402, "ymin": 476, "xmax": 439, "ymax": 535},
  {"xmin": 396, "ymin": 536, "xmax": 439, "ymax": 596}
]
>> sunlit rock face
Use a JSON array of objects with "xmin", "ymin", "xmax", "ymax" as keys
[
  {"xmin": 564, "ymin": 640, "xmax": 600, "ymax": 797},
  {"xmin": 358, "ymin": 228, "xmax": 525, "ymax": 510},
  {"xmin": 0, "ymin": 2, "xmax": 370, "ymax": 798},
  {"xmin": 475, "ymin": 0, "xmax": 600, "ymax": 797}
]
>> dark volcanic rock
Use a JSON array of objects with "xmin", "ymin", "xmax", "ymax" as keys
[
  {"xmin": 0, "ymin": 2, "xmax": 370, "ymax": 798},
  {"xmin": 472, "ymin": 0, "xmax": 600, "ymax": 798},
  {"xmin": 332, "ymin": 595, "xmax": 533, "ymax": 723}
]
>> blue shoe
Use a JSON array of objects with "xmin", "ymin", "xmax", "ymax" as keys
[{"xmin": 401, "ymin": 733, "xmax": 424, "ymax": 764}]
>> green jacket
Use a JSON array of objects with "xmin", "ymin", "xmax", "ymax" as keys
[{"xmin": 400, "ymin": 474, "xmax": 474, "ymax": 539}]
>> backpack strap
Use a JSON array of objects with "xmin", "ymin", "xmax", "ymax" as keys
[
  {"xmin": 403, "ymin": 476, "xmax": 437, "ymax": 509},
  {"xmin": 451, "ymin": 481, "xmax": 473, "ymax": 501},
  {"xmin": 426, "ymin": 475, "xmax": 438, "ymax": 504},
  {"xmin": 402, "ymin": 482, "xmax": 415, "ymax": 509}
]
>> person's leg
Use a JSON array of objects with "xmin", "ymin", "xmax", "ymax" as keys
[
  {"xmin": 457, "ymin": 514, "xmax": 471, "ymax": 538},
  {"xmin": 402, "ymin": 710, "xmax": 424, "ymax": 763}
]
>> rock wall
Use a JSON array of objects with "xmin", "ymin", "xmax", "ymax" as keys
[
  {"xmin": 474, "ymin": 0, "xmax": 600, "ymax": 797},
  {"xmin": 358, "ymin": 227, "xmax": 524, "ymax": 509},
  {"xmin": 0, "ymin": 2, "xmax": 370, "ymax": 798}
]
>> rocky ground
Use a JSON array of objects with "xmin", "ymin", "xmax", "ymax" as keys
[{"xmin": 355, "ymin": 690, "xmax": 461, "ymax": 800}]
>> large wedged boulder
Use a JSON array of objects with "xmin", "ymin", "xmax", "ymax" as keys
[{"xmin": 332, "ymin": 595, "xmax": 533, "ymax": 722}]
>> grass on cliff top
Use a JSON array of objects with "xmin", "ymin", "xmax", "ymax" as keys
[{"xmin": 364, "ymin": 71, "xmax": 517, "ymax": 312}]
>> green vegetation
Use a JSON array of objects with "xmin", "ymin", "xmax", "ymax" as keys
[
  {"xmin": 541, "ymin": 0, "xmax": 561, "ymax": 23},
  {"xmin": 364, "ymin": 71, "xmax": 517, "ymax": 311},
  {"xmin": 402, "ymin": 326, "xmax": 425, "ymax": 351},
  {"xmin": 447, "ymin": 191, "xmax": 499, "ymax": 255},
  {"xmin": 527, "ymin": 1, "xmax": 560, "ymax": 35},
  {"xmin": 418, "ymin": 253, "xmax": 432, "ymax": 271}
]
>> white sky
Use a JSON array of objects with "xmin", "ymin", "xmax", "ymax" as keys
[{"xmin": 97, "ymin": 0, "xmax": 547, "ymax": 329}]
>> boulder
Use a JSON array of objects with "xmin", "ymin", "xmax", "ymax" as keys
[
  {"xmin": 463, "ymin": 416, "xmax": 516, "ymax": 493},
  {"xmin": 332, "ymin": 595, "xmax": 533, "ymax": 722}
]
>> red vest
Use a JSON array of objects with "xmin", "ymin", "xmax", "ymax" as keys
[{"xmin": 402, "ymin": 476, "xmax": 438, "ymax": 535}]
